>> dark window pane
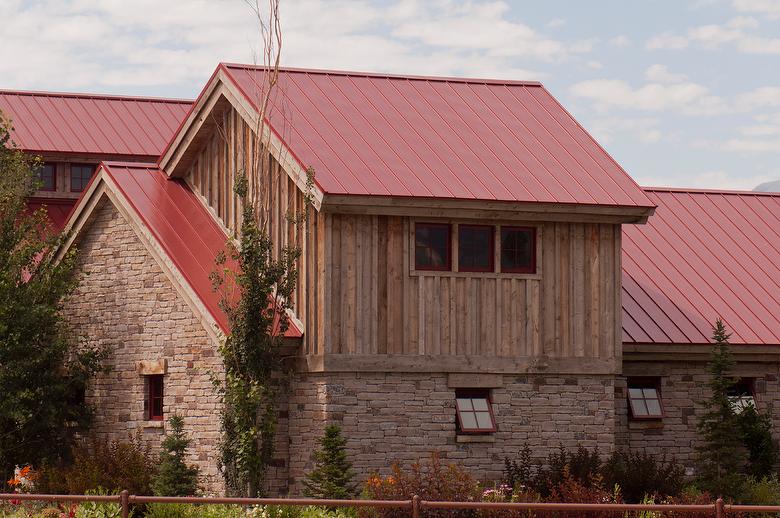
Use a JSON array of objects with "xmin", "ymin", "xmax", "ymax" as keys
[
  {"xmin": 70, "ymin": 164, "xmax": 95, "ymax": 192},
  {"xmin": 37, "ymin": 163, "xmax": 56, "ymax": 191},
  {"xmin": 501, "ymin": 227, "xmax": 535, "ymax": 273},
  {"xmin": 458, "ymin": 225, "xmax": 493, "ymax": 272},
  {"xmin": 147, "ymin": 375, "xmax": 164, "ymax": 421},
  {"xmin": 415, "ymin": 223, "xmax": 450, "ymax": 270}
]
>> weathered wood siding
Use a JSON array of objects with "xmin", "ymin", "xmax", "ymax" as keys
[
  {"xmin": 182, "ymin": 107, "xmax": 324, "ymax": 352},
  {"xmin": 322, "ymin": 215, "xmax": 622, "ymax": 360}
]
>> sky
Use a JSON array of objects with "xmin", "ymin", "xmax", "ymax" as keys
[{"xmin": 2, "ymin": 0, "xmax": 780, "ymax": 191}]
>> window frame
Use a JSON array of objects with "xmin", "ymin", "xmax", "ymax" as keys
[
  {"xmin": 499, "ymin": 226, "xmax": 536, "ymax": 274},
  {"xmin": 414, "ymin": 222, "xmax": 452, "ymax": 272},
  {"xmin": 457, "ymin": 224, "xmax": 495, "ymax": 273},
  {"xmin": 455, "ymin": 389, "xmax": 497, "ymax": 434},
  {"xmin": 627, "ymin": 378, "xmax": 664, "ymax": 420},
  {"xmin": 38, "ymin": 163, "xmax": 56, "ymax": 191},
  {"xmin": 70, "ymin": 163, "xmax": 96, "ymax": 193},
  {"xmin": 728, "ymin": 378, "xmax": 756, "ymax": 414},
  {"xmin": 145, "ymin": 374, "xmax": 164, "ymax": 421}
]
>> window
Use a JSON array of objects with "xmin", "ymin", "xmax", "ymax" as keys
[
  {"xmin": 37, "ymin": 163, "xmax": 56, "ymax": 191},
  {"xmin": 628, "ymin": 379, "xmax": 663, "ymax": 419},
  {"xmin": 145, "ymin": 375, "xmax": 164, "ymax": 421},
  {"xmin": 458, "ymin": 225, "xmax": 494, "ymax": 272},
  {"xmin": 70, "ymin": 164, "xmax": 95, "ymax": 192},
  {"xmin": 415, "ymin": 223, "xmax": 451, "ymax": 271},
  {"xmin": 728, "ymin": 379, "xmax": 755, "ymax": 414},
  {"xmin": 455, "ymin": 389, "xmax": 496, "ymax": 433},
  {"xmin": 500, "ymin": 227, "xmax": 535, "ymax": 273}
]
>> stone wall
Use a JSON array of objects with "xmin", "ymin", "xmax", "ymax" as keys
[
  {"xmin": 617, "ymin": 361, "xmax": 780, "ymax": 474},
  {"xmin": 286, "ymin": 372, "xmax": 617, "ymax": 494},
  {"xmin": 63, "ymin": 200, "xmax": 225, "ymax": 494}
]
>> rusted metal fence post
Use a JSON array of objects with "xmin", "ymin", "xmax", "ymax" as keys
[
  {"xmin": 715, "ymin": 497, "xmax": 724, "ymax": 518},
  {"xmin": 412, "ymin": 495, "xmax": 421, "ymax": 518},
  {"xmin": 120, "ymin": 490, "xmax": 129, "ymax": 518}
]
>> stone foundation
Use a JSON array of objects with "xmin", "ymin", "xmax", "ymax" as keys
[{"xmin": 285, "ymin": 371, "xmax": 617, "ymax": 494}]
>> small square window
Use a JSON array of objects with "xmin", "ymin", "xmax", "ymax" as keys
[
  {"xmin": 70, "ymin": 164, "xmax": 95, "ymax": 192},
  {"xmin": 628, "ymin": 379, "xmax": 663, "ymax": 419},
  {"xmin": 37, "ymin": 163, "xmax": 56, "ymax": 191},
  {"xmin": 728, "ymin": 379, "xmax": 755, "ymax": 414},
  {"xmin": 500, "ymin": 227, "xmax": 535, "ymax": 274},
  {"xmin": 458, "ymin": 225, "xmax": 494, "ymax": 272},
  {"xmin": 144, "ymin": 375, "xmax": 164, "ymax": 421},
  {"xmin": 415, "ymin": 223, "xmax": 451, "ymax": 271},
  {"xmin": 455, "ymin": 389, "xmax": 496, "ymax": 433}
]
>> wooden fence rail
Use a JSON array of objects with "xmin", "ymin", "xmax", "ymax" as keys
[{"xmin": 6, "ymin": 491, "xmax": 780, "ymax": 517}]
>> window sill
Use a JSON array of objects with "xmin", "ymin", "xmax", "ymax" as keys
[
  {"xmin": 456, "ymin": 434, "xmax": 495, "ymax": 443},
  {"xmin": 142, "ymin": 420, "xmax": 164, "ymax": 429},
  {"xmin": 410, "ymin": 269, "xmax": 541, "ymax": 280}
]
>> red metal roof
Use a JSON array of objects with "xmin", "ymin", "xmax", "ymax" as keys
[
  {"xmin": 27, "ymin": 197, "xmax": 76, "ymax": 231},
  {"xmin": 220, "ymin": 64, "xmax": 654, "ymax": 208},
  {"xmin": 622, "ymin": 188, "xmax": 780, "ymax": 345},
  {"xmin": 98, "ymin": 162, "xmax": 301, "ymax": 338},
  {"xmin": 0, "ymin": 90, "xmax": 192, "ymax": 158}
]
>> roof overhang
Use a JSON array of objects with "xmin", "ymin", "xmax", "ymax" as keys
[
  {"xmin": 322, "ymin": 194, "xmax": 655, "ymax": 224},
  {"xmin": 623, "ymin": 343, "xmax": 780, "ymax": 365},
  {"xmin": 158, "ymin": 65, "xmax": 324, "ymax": 210}
]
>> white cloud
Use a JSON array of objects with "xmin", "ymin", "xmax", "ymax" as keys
[
  {"xmin": 586, "ymin": 60, "xmax": 603, "ymax": 70},
  {"xmin": 586, "ymin": 117, "xmax": 663, "ymax": 144},
  {"xmin": 610, "ymin": 35, "xmax": 631, "ymax": 47},
  {"xmin": 733, "ymin": 0, "xmax": 780, "ymax": 19},
  {"xmin": 646, "ymin": 33, "xmax": 689, "ymax": 50},
  {"xmin": 570, "ymin": 78, "xmax": 728, "ymax": 114},
  {"xmin": 644, "ymin": 64, "xmax": 688, "ymax": 83},
  {"xmin": 737, "ymin": 87, "xmax": 780, "ymax": 109}
]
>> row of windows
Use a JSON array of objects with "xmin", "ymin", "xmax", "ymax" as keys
[
  {"xmin": 415, "ymin": 223, "xmax": 536, "ymax": 274},
  {"xmin": 35, "ymin": 163, "xmax": 96, "ymax": 193},
  {"xmin": 627, "ymin": 378, "xmax": 756, "ymax": 419}
]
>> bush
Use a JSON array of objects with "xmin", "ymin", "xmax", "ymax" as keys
[
  {"xmin": 303, "ymin": 424, "xmax": 357, "ymax": 499},
  {"xmin": 152, "ymin": 415, "xmax": 200, "ymax": 496},
  {"xmin": 362, "ymin": 452, "xmax": 481, "ymax": 518},
  {"xmin": 52, "ymin": 434, "xmax": 157, "ymax": 495},
  {"xmin": 547, "ymin": 470, "xmax": 621, "ymax": 518},
  {"xmin": 737, "ymin": 404, "xmax": 776, "ymax": 479},
  {"xmin": 532, "ymin": 445, "xmax": 602, "ymax": 497},
  {"xmin": 145, "ymin": 503, "xmax": 246, "ymax": 518},
  {"xmin": 601, "ymin": 450, "xmax": 685, "ymax": 503}
]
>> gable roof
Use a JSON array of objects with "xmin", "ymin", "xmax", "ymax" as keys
[
  {"xmin": 0, "ymin": 90, "xmax": 192, "ymax": 158},
  {"xmin": 62, "ymin": 161, "xmax": 301, "ymax": 339},
  {"xmin": 164, "ymin": 64, "xmax": 655, "ymax": 214},
  {"xmin": 622, "ymin": 187, "xmax": 780, "ymax": 346}
]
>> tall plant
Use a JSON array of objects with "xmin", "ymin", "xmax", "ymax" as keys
[
  {"xmin": 0, "ymin": 112, "xmax": 105, "ymax": 480},
  {"xmin": 152, "ymin": 414, "xmax": 200, "ymax": 496},
  {"xmin": 303, "ymin": 424, "xmax": 357, "ymax": 499},
  {"xmin": 212, "ymin": 170, "xmax": 299, "ymax": 496},
  {"xmin": 696, "ymin": 319, "xmax": 747, "ymax": 498}
]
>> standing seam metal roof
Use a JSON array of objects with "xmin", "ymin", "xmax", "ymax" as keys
[
  {"xmin": 622, "ymin": 188, "xmax": 780, "ymax": 345},
  {"xmin": 220, "ymin": 64, "xmax": 654, "ymax": 208}
]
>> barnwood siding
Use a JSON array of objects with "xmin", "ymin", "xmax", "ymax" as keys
[
  {"xmin": 324, "ymin": 215, "xmax": 622, "ymax": 360},
  {"xmin": 182, "ymin": 107, "xmax": 323, "ymax": 353}
]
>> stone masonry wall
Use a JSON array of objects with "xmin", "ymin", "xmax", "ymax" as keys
[
  {"xmin": 63, "ymin": 201, "xmax": 226, "ymax": 494},
  {"xmin": 617, "ymin": 361, "xmax": 780, "ymax": 474},
  {"xmin": 286, "ymin": 372, "xmax": 617, "ymax": 494}
]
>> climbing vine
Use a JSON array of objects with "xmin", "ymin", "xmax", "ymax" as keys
[{"xmin": 212, "ymin": 169, "xmax": 301, "ymax": 496}]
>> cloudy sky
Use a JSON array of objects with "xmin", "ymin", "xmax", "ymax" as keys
[{"xmin": 2, "ymin": 0, "xmax": 780, "ymax": 190}]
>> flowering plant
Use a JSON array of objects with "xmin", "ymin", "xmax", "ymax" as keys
[{"xmin": 7, "ymin": 465, "xmax": 36, "ymax": 493}]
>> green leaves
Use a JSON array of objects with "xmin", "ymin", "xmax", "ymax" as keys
[
  {"xmin": 303, "ymin": 424, "xmax": 357, "ymax": 500},
  {"xmin": 153, "ymin": 415, "xmax": 200, "ymax": 497},
  {"xmin": 0, "ymin": 113, "xmax": 106, "ymax": 479}
]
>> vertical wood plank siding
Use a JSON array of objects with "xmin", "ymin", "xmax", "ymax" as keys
[
  {"xmin": 325, "ymin": 214, "xmax": 621, "ymax": 360},
  {"xmin": 183, "ymin": 107, "xmax": 321, "ymax": 353}
]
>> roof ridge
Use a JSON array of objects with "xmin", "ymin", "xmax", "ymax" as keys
[
  {"xmin": 0, "ymin": 88, "xmax": 193, "ymax": 104},
  {"xmin": 643, "ymin": 186, "xmax": 780, "ymax": 197},
  {"xmin": 221, "ymin": 62, "xmax": 543, "ymax": 87}
]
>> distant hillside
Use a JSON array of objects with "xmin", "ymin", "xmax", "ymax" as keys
[{"xmin": 754, "ymin": 180, "xmax": 780, "ymax": 192}]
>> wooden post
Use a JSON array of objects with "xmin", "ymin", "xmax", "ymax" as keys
[
  {"xmin": 715, "ymin": 497, "xmax": 724, "ymax": 518},
  {"xmin": 412, "ymin": 495, "xmax": 421, "ymax": 518},
  {"xmin": 120, "ymin": 490, "xmax": 129, "ymax": 518}
]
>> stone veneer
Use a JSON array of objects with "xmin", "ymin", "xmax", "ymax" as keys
[
  {"xmin": 285, "ymin": 372, "xmax": 617, "ymax": 493},
  {"xmin": 63, "ymin": 200, "xmax": 225, "ymax": 494},
  {"xmin": 617, "ymin": 361, "xmax": 780, "ymax": 474}
]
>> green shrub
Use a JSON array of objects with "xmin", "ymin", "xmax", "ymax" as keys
[
  {"xmin": 533, "ymin": 445, "xmax": 601, "ymax": 497},
  {"xmin": 73, "ymin": 488, "xmax": 133, "ymax": 518},
  {"xmin": 303, "ymin": 424, "xmax": 357, "ymax": 499},
  {"xmin": 737, "ymin": 404, "xmax": 777, "ymax": 479},
  {"xmin": 601, "ymin": 450, "xmax": 685, "ymax": 502},
  {"xmin": 145, "ymin": 503, "xmax": 246, "ymax": 518},
  {"xmin": 740, "ymin": 474, "xmax": 780, "ymax": 506},
  {"xmin": 249, "ymin": 507, "xmax": 356, "ymax": 518},
  {"xmin": 503, "ymin": 445, "xmax": 533, "ymax": 490},
  {"xmin": 152, "ymin": 415, "xmax": 200, "ymax": 496}
]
